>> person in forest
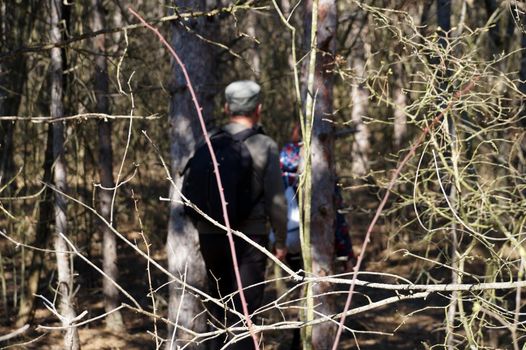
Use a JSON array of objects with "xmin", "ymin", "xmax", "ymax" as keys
[
  {"xmin": 270, "ymin": 124, "xmax": 356, "ymax": 272},
  {"xmin": 192, "ymin": 80, "xmax": 288, "ymax": 349}
]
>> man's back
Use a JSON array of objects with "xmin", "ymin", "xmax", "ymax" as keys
[{"xmin": 197, "ymin": 121, "xmax": 287, "ymax": 247}]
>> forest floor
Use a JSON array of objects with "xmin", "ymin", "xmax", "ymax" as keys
[
  {"xmin": 0, "ymin": 233, "xmax": 451, "ymax": 349},
  {"xmin": 0, "ymin": 187, "xmax": 457, "ymax": 350}
]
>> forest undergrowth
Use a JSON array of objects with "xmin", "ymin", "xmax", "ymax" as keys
[{"xmin": 0, "ymin": 185, "xmax": 501, "ymax": 350}]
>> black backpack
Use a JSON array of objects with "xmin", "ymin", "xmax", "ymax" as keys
[{"xmin": 181, "ymin": 126, "xmax": 262, "ymax": 228}]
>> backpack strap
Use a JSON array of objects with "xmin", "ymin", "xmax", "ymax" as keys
[{"xmin": 226, "ymin": 125, "xmax": 265, "ymax": 209}]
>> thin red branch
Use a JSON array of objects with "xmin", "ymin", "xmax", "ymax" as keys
[
  {"xmin": 331, "ymin": 77, "xmax": 479, "ymax": 350},
  {"xmin": 128, "ymin": 8, "xmax": 260, "ymax": 349}
]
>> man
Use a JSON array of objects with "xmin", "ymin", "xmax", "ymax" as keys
[{"xmin": 196, "ymin": 80, "xmax": 287, "ymax": 349}]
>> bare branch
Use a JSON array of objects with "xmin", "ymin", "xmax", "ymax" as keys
[{"xmin": 0, "ymin": 113, "xmax": 160, "ymax": 123}]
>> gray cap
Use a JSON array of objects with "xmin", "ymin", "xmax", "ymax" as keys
[{"xmin": 225, "ymin": 80, "xmax": 261, "ymax": 115}]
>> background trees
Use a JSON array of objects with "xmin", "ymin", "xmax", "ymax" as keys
[
  {"xmin": 91, "ymin": 0, "xmax": 125, "ymax": 332},
  {"xmin": 0, "ymin": 0, "xmax": 525, "ymax": 349}
]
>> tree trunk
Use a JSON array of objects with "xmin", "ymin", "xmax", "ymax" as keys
[
  {"xmin": 302, "ymin": 0, "xmax": 338, "ymax": 348},
  {"xmin": 15, "ymin": 126, "xmax": 54, "ymax": 327},
  {"xmin": 484, "ymin": 0, "xmax": 501, "ymax": 53},
  {"xmin": 0, "ymin": 2, "xmax": 27, "ymax": 191},
  {"xmin": 0, "ymin": 117, "xmax": 14, "ymax": 188},
  {"xmin": 0, "ymin": 2, "xmax": 11, "ymax": 186},
  {"xmin": 165, "ymin": 1, "xmax": 217, "ymax": 348},
  {"xmin": 91, "ymin": 0, "xmax": 125, "ymax": 332},
  {"xmin": 111, "ymin": 0, "xmax": 124, "ymax": 49},
  {"xmin": 436, "ymin": 0, "xmax": 451, "ymax": 50},
  {"xmin": 246, "ymin": 11, "xmax": 260, "ymax": 79},
  {"xmin": 50, "ymin": 0, "xmax": 80, "ymax": 348},
  {"xmin": 393, "ymin": 63, "xmax": 407, "ymax": 149},
  {"xmin": 350, "ymin": 45, "xmax": 370, "ymax": 177}
]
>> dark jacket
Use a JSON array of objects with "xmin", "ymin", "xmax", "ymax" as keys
[{"xmin": 197, "ymin": 122, "xmax": 288, "ymax": 249}]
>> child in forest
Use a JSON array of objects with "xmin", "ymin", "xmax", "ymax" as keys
[{"xmin": 270, "ymin": 124, "xmax": 356, "ymax": 272}]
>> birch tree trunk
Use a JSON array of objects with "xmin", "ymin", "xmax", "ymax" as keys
[
  {"xmin": 50, "ymin": 0, "xmax": 80, "ymax": 348},
  {"xmin": 393, "ymin": 63, "xmax": 407, "ymax": 149},
  {"xmin": 246, "ymin": 11, "xmax": 260, "ymax": 79},
  {"xmin": 91, "ymin": 0, "xmax": 124, "ymax": 332},
  {"xmin": 302, "ymin": 0, "xmax": 338, "ymax": 348},
  {"xmin": 166, "ymin": 1, "xmax": 217, "ymax": 348},
  {"xmin": 350, "ymin": 41, "xmax": 370, "ymax": 177}
]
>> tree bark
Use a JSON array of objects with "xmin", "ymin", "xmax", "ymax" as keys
[
  {"xmin": 15, "ymin": 126, "xmax": 54, "ymax": 327},
  {"xmin": 0, "ymin": 1, "xmax": 12, "ymax": 186},
  {"xmin": 0, "ymin": 2, "xmax": 28, "ymax": 191},
  {"xmin": 484, "ymin": 0, "xmax": 501, "ymax": 53},
  {"xmin": 393, "ymin": 63, "xmax": 407, "ymax": 149},
  {"xmin": 350, "ymin": 43, "xmax": 370, "ymax": 177},
  {"xmin": 436, "ymin": 0, "xmax": 451, "ymax": 50},
  {"xmin": 50, "ymin": 0, "xmax": 80, "ymax": 348},
  {"xmin": 165, "ymin": 1, "xmax": 217, "ymax": 348},
  {"xmin": 246, "ymin": 11, "xmax": 260, "ymax": 79},
  {"xmin": 91, "ymin": 0, "xmax": 125, "ymax": 332},
  {"xmin": 302, "ymin": 0, "xmax": 338, "ymax": 348}
]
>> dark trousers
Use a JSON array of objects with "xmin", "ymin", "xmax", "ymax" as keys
[{"xmin": 199, "ymin": 234, "xmax": 268, "ymax": 350}]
